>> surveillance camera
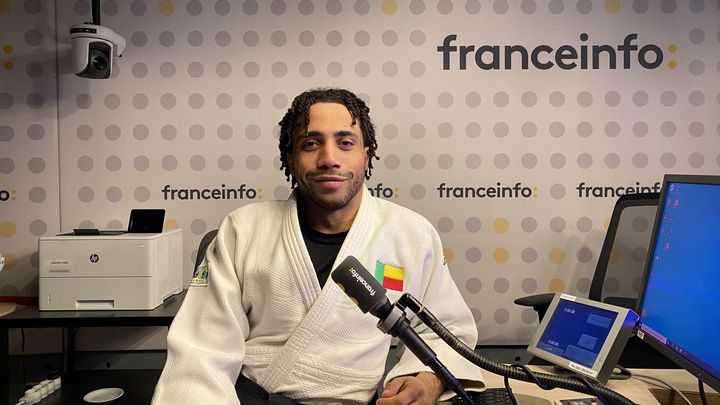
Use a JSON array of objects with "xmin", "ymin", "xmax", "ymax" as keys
[{"xmin": 70, "ymin": 23, "xmax": 126, "ymax": 79}]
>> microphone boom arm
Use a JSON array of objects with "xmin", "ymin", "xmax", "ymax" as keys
[
  {"xmin": 396, "ymin": 293, "xmax": 637, "ymax": 405},
  {"xmin": 379, "ymin": 301, "xmax": 475, "ymax": 404}
]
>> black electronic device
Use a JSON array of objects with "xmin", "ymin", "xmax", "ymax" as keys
[
  {"xmin": 635, "ymin": 174, "xmax": 720, "ymax": 393},
  {"xmin": 127, "ymin": 208, "xmax": 165, "ymax": 233},
  {"xmin": 70, "ymin": 0, "xmax": 126, "ymax": 79},
  {"xmin": 452, "ymin": 388, "xmax": 513, "ymax": 404},
  {"xmin": 68, "ymin": 209, "xmax": 165, "ymax": 236}
]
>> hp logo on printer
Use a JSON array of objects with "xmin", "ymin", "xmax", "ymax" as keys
[{"xmin": 89, "ymin": 254, "xmax": 100, "ymax": 263}]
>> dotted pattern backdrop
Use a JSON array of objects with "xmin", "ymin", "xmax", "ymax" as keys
[
  {"xmin": 0, "ymin": 0, "xmax": 59, "ymax": 299},
  {"xmin": 1, "ymin": 0, "xmax": 719, "ymax": 344}
]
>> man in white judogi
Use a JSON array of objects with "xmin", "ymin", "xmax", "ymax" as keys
[{"xmin": 152, "ymin": 88, "xmax": 484, "ymax": 405}]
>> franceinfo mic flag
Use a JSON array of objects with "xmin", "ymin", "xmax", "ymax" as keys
[{"xmin": 331, "ymin": 255, "xmax": 391, "ymax": 317}]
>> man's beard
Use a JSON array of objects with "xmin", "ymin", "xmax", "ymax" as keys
[{"xmin": 295, "ymin": 171, "xmax": 365, "ymax": 210}]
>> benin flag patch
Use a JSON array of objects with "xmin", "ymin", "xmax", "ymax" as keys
[{"xmin": 375, "ymin": 261, "xmax": 404, "ymax": 291}]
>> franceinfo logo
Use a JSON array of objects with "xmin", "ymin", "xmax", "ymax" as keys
[
  {"xmin": 367, "ymin": 183, "xmax": 399, "ymax": 199},
  {"xmin": 437, "ymin": 33, "xmax": 667, "ymax": 71},
  {"xmin": 350, "ymin": 267, "xmax": 376, "ymax": 297},
  {"xmin": 437, "ymin": 182, "xmax": 538, "ymax": 199},
  {"xmin": 576, "ymin": 181, "xmax": 661, "ymax": 198},
  {"xmin": 162, "ymin": 184, "xmax": 261, "ymax": 200}
]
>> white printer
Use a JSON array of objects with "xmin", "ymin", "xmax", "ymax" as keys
[{"xmin": 39, "ymin": 229, "xmax": 183, "ymax": 310}]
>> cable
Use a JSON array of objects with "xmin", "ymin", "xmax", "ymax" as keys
[
  {"xmin": 401, "ymin": 294, "xmax": 637, "ymax": 405},
  {"xmin": 502, "ymin": 364, "xmax": 555, "ymax": 405},
  {"xmin": 511, "ymin": 364, "xmax": 553, "ymax": 390},
  {"xmin": 630, "ymin": 373, "xmax": 692, "ymax": 405},
  {"xmin": 568, "ymin": 375, "xmax": 608, "ymax": 405},
  {"xmin": 503, "ymin": 374, "xmax": 518, "ymax": 405},
  {"xmin": 698, "ymin": 379, "xmax": 708, "ymax": 405},
  {"xmin": 21, "ymin": 328, "xmax": 27, "ymax": 388},
  {"xmin": 61, "ymin": 327, "xmax": 67, "ymax": 372},
  {"xmin": 610, "ymin": 365, "xmax": 632, "ymax": 381}
]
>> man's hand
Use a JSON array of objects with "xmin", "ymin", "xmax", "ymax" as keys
[{"xmin": 377, "ymin": 372, "xmax": 445, "ymax": 405}]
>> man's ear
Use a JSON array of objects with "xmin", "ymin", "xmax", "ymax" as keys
[{"xmin": 364, "ymin": 146, "xmax": 369, "ymax": 171}]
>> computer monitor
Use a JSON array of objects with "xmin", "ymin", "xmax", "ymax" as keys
[{"xmin": 636, "ymin": 174, "xmax": 720, "ymax": 392}]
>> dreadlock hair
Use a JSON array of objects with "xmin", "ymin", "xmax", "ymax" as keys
[{"xmin": 278, "ymin": 88, "xmax": 379, "ymax": 187}]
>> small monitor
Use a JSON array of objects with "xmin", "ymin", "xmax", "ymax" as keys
[
  {"xmin": 636, "ymin": 174, "xmax": 720, "ymax": 393},
  {"xmin": 527, "ymin": 293, "xmax": 638, "ymax": 383},
  {"xmin": 127, "ymin": 209, "xmax": 165, "ymax": 233}
]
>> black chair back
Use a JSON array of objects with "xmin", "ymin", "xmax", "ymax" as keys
[{"xmin": 195, "ymin": 229, "xmax": 219, "ymax": 270}]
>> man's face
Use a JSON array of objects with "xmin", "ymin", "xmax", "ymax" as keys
[{"xmin": 287, "ymin": 102, "xmax": 369, "ymax": 211}]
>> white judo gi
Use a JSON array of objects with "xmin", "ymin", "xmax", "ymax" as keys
[{"xmin": 152, "ymin": 187, "xmax": 483, "ymax": 404}]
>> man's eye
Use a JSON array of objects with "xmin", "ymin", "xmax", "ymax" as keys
[
  {"xmin": 302, "ymin": 140, "xmax": 319, "ymax": 149},
  {"xmin": 339, "ymin": 140, "xmax": 354, "ymax": 149}
]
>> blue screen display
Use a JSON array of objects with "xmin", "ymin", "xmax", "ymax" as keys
[
  {"xmin": 640, "ymin": 181, "xmax": 720, "ymax": 381},
  {"xmin": 536, "ymin": 298, "xmax": 618, "ymax": 368}
]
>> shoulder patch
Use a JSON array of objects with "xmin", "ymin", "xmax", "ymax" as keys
[
  {"xmin": 190, "ymin": 263, "xmax": 209, "ymax": 287},
  {"xmin": 375, "ymin": 261, "xmax": 404, "ymax": 291}
]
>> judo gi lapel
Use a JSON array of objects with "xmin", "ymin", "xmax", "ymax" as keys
[
  {"xmin": 280, "ymin": 190, "xmax": 322, "ymax": 312},
  {"xmin": 261, "ymin": 188, "xmax": 376, "ymax": 392},
  {"xmin": 278, "ymin": 188, "xmax": 373, "ymax": 309}
]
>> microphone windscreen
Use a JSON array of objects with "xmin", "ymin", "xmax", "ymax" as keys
[{"xmin": 331, "ymin": 256, "xmax": 387, "ymax": 314}]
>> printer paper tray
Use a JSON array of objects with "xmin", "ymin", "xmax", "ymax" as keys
[{"xmin": 39, "ymin": 277, "xmax": 180, "ymax": 310}]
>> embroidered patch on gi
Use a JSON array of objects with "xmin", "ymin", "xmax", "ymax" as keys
[
  {"xmin": 374, "ymin": 261, "xmax": 404, "ymax": 291},
  {"xmin": 190, "ymin": 263, "xmax": 208, "ymax": 287}
]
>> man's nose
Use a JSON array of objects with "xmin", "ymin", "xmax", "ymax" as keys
[{"xmin": 317, "ymin": 144, "xmax": 340, "ymax": 168}]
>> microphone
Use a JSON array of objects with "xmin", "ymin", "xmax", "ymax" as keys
[
  {"xmin": 331, "ymin": 255, "xmax": 439, "ymax": 366},
  {"xmin": 332, "ymin": 256, "xmax": 474, "ymax": 404},
  {"xmin": 332, "ymin": 257, "xmax": 636, "ymax": 405},
  {"xmin": 331, "ymin": 256, "xmax": 393, "ymax": 318}
]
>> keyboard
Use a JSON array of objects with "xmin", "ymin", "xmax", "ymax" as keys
[
  {"xmin": 452, "ymin": 388, "xmax": 514, "ymax": 405},
  {"xmin": 98, "ymin": 230, "xmax": 127, "ymax": 235},
  {"xmin": 70, "ymin": 228, "xmax": 127, "ymax": 236}
]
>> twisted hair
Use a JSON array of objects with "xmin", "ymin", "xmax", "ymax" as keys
[{"xmin": 278, "ymin": 88, "xmax": 379, "ymax": 186}]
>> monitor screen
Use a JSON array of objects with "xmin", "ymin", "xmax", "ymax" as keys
[
  {"xmin": 527, "ymin": 293, "xmax": 638, "ymax": 383},
  {"xmin": 535, "ymin": 298, "xmax": 618, "ymax": 368},
  {"xmin": 637, "ymin": 174, "xmax": 720, "ymax": 392}
]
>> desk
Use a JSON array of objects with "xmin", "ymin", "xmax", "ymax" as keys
[
  {"xmin": 3, "ymin": 298, "xmax": 717, "ymax": 404},
  {"xmin": 480, "ymin": 367, "xmax": 719, "ymax": 404},
  {"xmin": 18, "ymin": 370, "xmax": 161, "ymax": 405},
  {"xmin": 0, "ymin": 290, "xmax": 185, "ymax": 405},
  {"xmin": 30, "ymin": 367, "xmax": 717, "ymax": 405}
]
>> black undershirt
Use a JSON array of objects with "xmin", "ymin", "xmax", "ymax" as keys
[{"xmin": 297, "ymin": 201, "xmax": 348, "ymax": 288}]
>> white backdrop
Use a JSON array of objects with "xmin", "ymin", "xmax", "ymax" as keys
[{"xmin": 1, "ymin": 0, "xmax": 719, "ymax": 345}]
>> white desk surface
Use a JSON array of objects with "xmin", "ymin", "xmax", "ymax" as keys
[{"xmin": 480, "ymin": 367, "xmax": 716, "ymax": 404}]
